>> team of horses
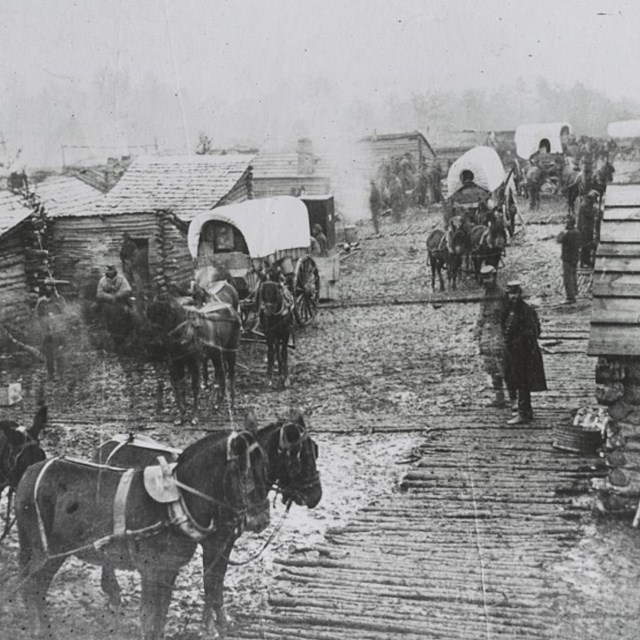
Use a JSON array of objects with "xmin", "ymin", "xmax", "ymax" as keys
[
  {"xmin": 2, "ymin": 406, "xmax": 322, "ymax": 640},
  {"xmin": 426, "ymin": 204, "xmax": 510, "ymax": 292},
  {"xmin": 92, "ymin": 263, "xmax": 296, "ymax": 424}
]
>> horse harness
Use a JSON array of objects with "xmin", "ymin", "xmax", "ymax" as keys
[{"xmin": 30, "ymin": 433, "xmax": 258, "ymax": 561}]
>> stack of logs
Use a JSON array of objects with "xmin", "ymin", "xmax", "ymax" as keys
[
  {"xmin": 12, "ymin": 173, "xmax": 54, "ymax": 304},
  {"xmin": 583, "ymin": 357, "xmax": 640, "ymax": 520},
  {"xmin": 154, "ymin": 210, "xmax": 180, "ymax": 295}
]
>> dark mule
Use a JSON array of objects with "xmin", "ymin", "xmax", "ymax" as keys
[
  {"xmin": 93, "ymin": 411, "xmax": 321, "ymax": 637},
  {"xmin": 147, "ymin": 291, "xmax": 241, "ymax": 419},
  {"xmin": 0, "ymin": 406, "xmax": 47, "ymax": 539},
  {"xmin": 258, "ymin": 280, "xmax": 295, "ymax": 387},
  {"xmin": 16, "ymin": 429, "xmax": 270, "ymax": 640},
  {"xmin": 471, "ymin": 224, "xmax": 504, "ymax": 280},
  {"xmin": 426, "ymin": 229, "xmax": 448, "ymax": 291},
  {"xmin": 592, "ymin": 159, "xmax": 615, "ymax": 200}
]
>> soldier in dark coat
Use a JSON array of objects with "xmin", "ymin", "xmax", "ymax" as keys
[
  {"xmin": 502, "ymin": 281, "xmax": 547, "ymax": 425},
  {"xmin": 556, "ymin": 215, "xmax": 580, "ymax": 303},
  {"xmin": 578, "ymin": 191, "xmax": 599, "ymax": 267},
  {"xmin": 369, "ymin": 180, "xmax": 382, "ymax": 235}
]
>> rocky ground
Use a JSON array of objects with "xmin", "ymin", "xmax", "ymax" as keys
[{"xmin": 1, "ymin": 195, "xmax": 640, "ymax": 639}]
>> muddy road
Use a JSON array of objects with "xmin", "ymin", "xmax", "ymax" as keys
[{"xmin": 2, "ymin": 198, "xmax": 640, "ymax": 639}]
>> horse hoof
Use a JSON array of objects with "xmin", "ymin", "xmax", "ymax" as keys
[
  {"xmin": 191, "ymin": 417, "xmax": 198, "ymax": 426},
  {"xmin": 283, "ymin": 378, "xmax": 290, "ymax": 389},
  {"xmin": 174, "ymin": 418, "xmax": 184, "ymax": 426}
]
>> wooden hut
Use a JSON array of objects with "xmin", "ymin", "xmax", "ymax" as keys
[
  {"xmin": 589, "ymin": 121, "xmax": 640, "ymax": 414},
  {"xmin": 49, "ymin": 155, "xmax": 254, "ymax": 299},
  {"xmin": 359, "ymin": 130, "xmax": 436, "ymax": 172},
  {"xmin": 0, "ymin": 192, "xmax": 36, "ymax": 335},
  {"xmin": 430, "ymin": 130, "xmax": 491, "ymax": 168},
  {"xmin": 251, "ymin": 139, "xmax": 331, "ymax": 198}
]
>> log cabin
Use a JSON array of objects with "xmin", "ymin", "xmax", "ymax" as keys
[{"xmin": 48, "ymin": 154, "xmax": 254, "ymax": 300}]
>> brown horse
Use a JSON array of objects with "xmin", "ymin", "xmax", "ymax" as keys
[
  {"xmin": 471, "ymin": 224, "xmax": 505, "ymax": 280},
  {"xmin": 426, "ymin": 221, "xmax": 467, "ymax": 291},
  {"xmin": 15, "ymin": 429, "xmax": 270, "ymax": 640},
  {"xmin": 93, "ymin": 411, "xmax": 321, "ymax": 638}
]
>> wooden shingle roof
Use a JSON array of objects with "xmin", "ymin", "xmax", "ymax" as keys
[
  {"xmin": 0, "ymin": 191, "xmax": 31, "ymax": 239},
  {"xmin": 97, "ymin": 154, "xmax": 253, "ymax": 219},
  {"xmin": 589, "ymin": 183, "xmax": 640, "ymax": 356},
  {"xmin": 35, "ymin": 175, "xmax": 105, "ymax": 218}
]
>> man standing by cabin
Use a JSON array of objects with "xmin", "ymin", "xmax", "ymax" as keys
[
  {"xmin": 369, "ymin": 180, "xmax": 382, "ymax": 236},
  {"xmin": 475, "ymin": 265, "xmax": 513, "ymax": 409},
  {"xmin": 502, "ymin": 281, "xmax": 547, "ymax": 425},
  {"xmin": 557, "ymin": 215, "xmax": 580, "ymax": 303},
  {"xmin": 312, "ymin": 224, "xmax": 329, "ymax": 257},
  {"xmin": 34, "ymin": 278, "xmax": 66, "ymax": 380}
]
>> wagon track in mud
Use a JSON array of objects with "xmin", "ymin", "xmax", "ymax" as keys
[{"xmin": 222, "ymin": 302, "xmax": 618, "ymax": 639}]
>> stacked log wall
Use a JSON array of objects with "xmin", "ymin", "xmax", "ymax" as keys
[
  {"xmin": 253, "ymin": 176, "xmax": 331, "ymax": 199},
  {"xmin": 50, "ymin": 213, "xmax": 162, "ymax": 300},
  {"xmin": 0, "ymin": 221, "xmax": 32, "ymax": 336},
  {"xmin": 363, "ymin": 136, "xmax": 436, "ymax": 171}
]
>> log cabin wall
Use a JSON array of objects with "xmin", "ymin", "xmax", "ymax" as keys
[
  {"xmin": 360, "ymin": 132, "xmax": 437, "ymax": 172},
  {"xmin": 50, "ymin": 212, "xmax": 162, "ymax": 299},
  {"xmin": 589, "ymin": 181, "xmax": 640, "ymax": 421},
  {"xmin": 0, "ymin": 220, "xmax": 32, "ymax": 336}
]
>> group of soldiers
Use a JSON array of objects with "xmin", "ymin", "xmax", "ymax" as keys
[
  {"xmin": 369, "ymin": 157, "xmax": 444, "ymax": 231},
  {"xmin": 475, "ymin": 268, "xmax": 547, "ymax": 425}
]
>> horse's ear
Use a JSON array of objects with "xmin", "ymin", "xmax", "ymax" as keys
[
  {"xmin": 0, "ymin": 423, "xmax": 24, "ymax": 445},
  {"xmin": 288, "ymin": 409, "xmax": 305, "ymax": 428},
  {"xmin": 29, "ymin": 406, "xmax": 48, "ymax": 440},
  {"xmin": 244, "ymin": 409, "xmax": 258, "ymax": 435}
]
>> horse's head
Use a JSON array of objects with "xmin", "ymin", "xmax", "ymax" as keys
[
  {"xmin": 263, "ymin": 413, "xmax": 322, "ymax": 508},
  {"xmin": 147, "ymin": 294, "xmax": 187, "ymax": 338},
  {"xmin": 259, "ymin": 280, "xmax": 284, "ymax": 317},
  {"xmin": 0, "ymin": 406, "xmax": 47, "ymax": 491},
  {"xmin": 223, "ymin": 430, "xmax": 270, "ymax": 532}
]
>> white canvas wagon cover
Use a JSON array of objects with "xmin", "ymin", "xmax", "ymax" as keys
[
  {"xmin": 515, "ymin": 122, "xmax": 571, "ymax": 159},
  {"xmin": 446, "ymin": 146, "xmax": 505, "ymax": 196},
  {"xmin": 188, "ymin": 196, "xmax": 310, "ymax": 259}
]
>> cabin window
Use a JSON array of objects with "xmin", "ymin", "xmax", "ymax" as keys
[{"xmin": 120, "ymin": 236, "xmax": 150, "ymax": 287}]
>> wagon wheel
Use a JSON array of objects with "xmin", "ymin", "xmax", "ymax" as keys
[{"xmin": 293, "ymin": 256, "xmax": 320, "ymax": 326}]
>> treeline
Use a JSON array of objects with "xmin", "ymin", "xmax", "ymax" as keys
[{"xmin": 2, "ymin": 69, "xmax": 639, "ymax": 169}]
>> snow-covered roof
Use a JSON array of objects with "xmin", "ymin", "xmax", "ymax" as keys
[
  {"xmin": 446, "ymin": 146, "xmax": 505, "ymax": 196},
  {"xmin": 188, "ymin": 196, "xmax": 310, "ymax": 259},
  {"xmin": 515, "ymin": 122, "xmax": 572, "ymax": 159}
]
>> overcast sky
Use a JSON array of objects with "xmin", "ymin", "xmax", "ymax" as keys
[{"xmin": 1, "ymin": 0, "xmax": 639, "ymax": 165}]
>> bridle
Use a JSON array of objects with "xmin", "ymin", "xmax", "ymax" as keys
[{"xmin": 274, "ymin": 422, "xmax": 320, "ymax": 501}]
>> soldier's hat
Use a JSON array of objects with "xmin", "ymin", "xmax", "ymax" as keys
[
  {"xmin": 587, "ymin": 190, "xmax": 599, "ymax": 199},
  {"xmin": 506, "ymin": 280, "xmax": 522, "ymax": 292},
  {"xmin": 479, "ymin": 265, "xmax": 497, "ymax": 276},
  {"xmin": 106, "ymin": 264, "xmax": 117, "ymax": 274}
]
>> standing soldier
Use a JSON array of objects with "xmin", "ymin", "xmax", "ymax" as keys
[
  {"xmin": 502, "ymin": 281, "xmax": 547, "ymax": 425},
  {"xmin": 556, "ymin": 215, "xmax": 580, "ymax": 303},
  {"xmin": 369, "ymin": 180, "xmax": 382, "ymax": 236},
  {"xmin": 474, "ymin": 265, "xmax": 513, "ymax": 408},
  {"xmin": 34, "ymin": 278, "xmax": 66, "ymax": 380},
  {"xmin": 578, "ymin": 190, "xmax": 599, "ymax": 267}
]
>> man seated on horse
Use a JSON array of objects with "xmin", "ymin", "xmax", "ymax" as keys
[{"xmin": 96, "ymin": 265, "xmax": 133, "ymax": 308}]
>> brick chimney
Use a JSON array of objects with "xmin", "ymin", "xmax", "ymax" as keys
[{"xmin": 297, "ymin": 138, "xmax": 314, "ymax": 175}]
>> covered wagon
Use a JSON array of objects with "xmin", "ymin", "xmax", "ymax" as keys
[
  {"xmin": 446, "ymin": 146, "xmax": 506, "ymax": 225},
  {"xmin": 187, "ymin": 196, "xmax": 324, "ymax": 325}
]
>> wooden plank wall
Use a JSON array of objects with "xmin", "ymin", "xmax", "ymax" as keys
[
  {"xmin": 366, "ymin": 137, "xmax": 436, "ymax": 170},
  {"xmin": 589, "ymin": 186, "xmax": 640, "ymax": 356},
  {"xmin": 0, "ymin": 222, "xmax": 33, "ymax": 335},
  {"xmin": 253, "ymin": 176, "xmax": 331, "ymax": 199},
  {"xmin": 51, "ymin": 213, "xmax": 163, "ymax": 299}
]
